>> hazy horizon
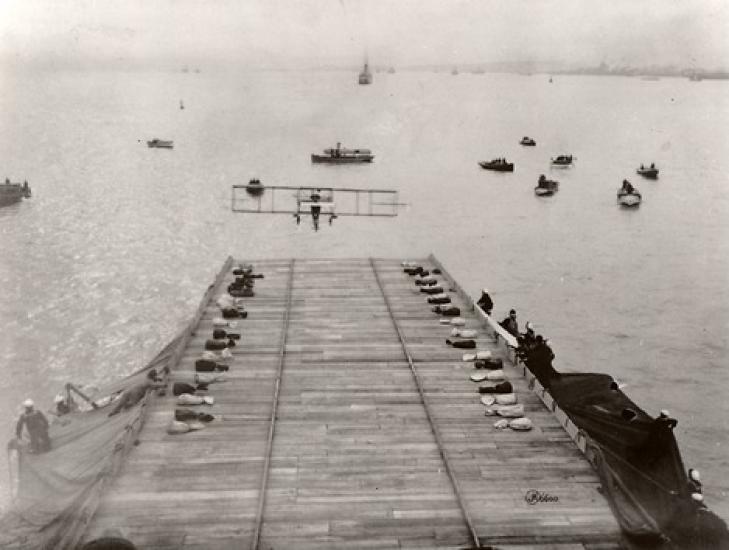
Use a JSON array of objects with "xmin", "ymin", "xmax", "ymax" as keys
[{"xmin": 1, "ymin": 0, "xmax": 727, "ymax": 72}]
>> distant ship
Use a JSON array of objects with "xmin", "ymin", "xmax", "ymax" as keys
[
  {"xmin": 451, "ymin": 67, "xmax": 459, "ymax": 76},
  {"xmin": 358, "ymin": 62, "xmax": 373, "ymax": 85},
  {"xmin": 387, "ymin": 67, "xmax": 396, "ymax": 74},
  {"xmin": 0, "ymin": 179, "xmax": 31, "ymax": 206}
]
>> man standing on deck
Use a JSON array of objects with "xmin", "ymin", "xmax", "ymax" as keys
[
  {"xmin": 476, "ymin": 288, "xmax": 493, "ymax": 316},
  {"xmin": 15, "ymin": 399, "xmax": 51, "ymax": 453}
]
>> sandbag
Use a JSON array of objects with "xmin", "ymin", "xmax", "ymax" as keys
[
  {"xmin": 213, "ymin": 318, "xmax": 237, "ymax": 328},
  {"xmin": 167, "ymin": 420, "xmax": 191, "ymax": 434},
  {"xmin": 509, "ymin": 418, "xmax": 533, "ymax": 431},
  {"xmin": 463, "ymin": 350, "xmax": 491, "ymax": 362},
  {"xmin": 474, "ymin": 357, "xmax": 503, "ymax": 370},
  {"xmin": 229, "ymin": 288, "xmax": 254, "ymax": 298},
  {"xmin": 481, "ymin": 395, "xmax": 495, "ymax": 406},
  {"xmin": 451, "ymin": 328, "xmax": 477, "ymax": 338},
  {"xmin": 205, "ymin": 339, "xmax": 228, "ymax": 351},
  {"xmin": 495, "ymin": 404, "xmax": 524, "ymax": 417},
  {"xmin": 478, "ymin": 381, "xmax": 513, "ymax": 394},
  {"xmin": 433, "ymin": 305, "xmax": 460, "ymax": 316},
  {"xmin": 427, "ymin": 295, "xmax": 451, "ymax": 305},
  {"xmin": 449, "ymin": 317, "xmax": 466, "ymax": 326},
  {"xmin": 495, "ymin": 393, "xmax": 517, "ymax": 405},
  {"xmin": 446, "ymin": 339, "xmax": 476, "ymax": 349},
  {"xmin": 173, "ymin": 382, "xmax": 197, "ymax": 396},
  {"xmin": 195, "ymin": 359, "xmax": 228, "ymax": 372},
  {"xmin": 177, "ymin": 394, "xmax": 214, "ymax": 406},
  {"xmin": 420, "ymin": 286, "xmax": 444, "ymax": 295}
]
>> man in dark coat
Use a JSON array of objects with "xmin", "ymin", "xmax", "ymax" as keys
[
  {"xmin": 476, "ymin": 288, "xmax": 493, "ymax": 315},
  {"xmin": 16, "ymin": 399, "xmax": 51, "ymax": 453}
]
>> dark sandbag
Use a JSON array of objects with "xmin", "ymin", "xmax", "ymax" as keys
[
  {"xmin": 479, "ymin": 381, "xmax": 513, "ymax": 394},
  {"xmin": 175, "ymin": 408, "xmax": 215, "ymax": 422},
  {"xmin": 173, "ymin": 382, "xmax": 197, "ymax": 396},
  {"xmin": 229, "ymin": 288, "xmax": 255, "ymax": 298},
  {"xmin": 221, "ymin": 307, "xmax": 242, "ymax": 319},
  {"xmin": 420, "ymin": 286, "xmax": 444, "ymax": 294},
  {"xmin": 474, "ymin": 358, "xmax": 504, "ymax": 370},
  {"xmin": 403, "ymin": 267, "xmax": 423, "ymax": 275},
  {"xmin": 195, "ymin": 359, "xmax": 228, "ymax": 372},
  {"xmin": 433, "ymin": 305, "xmax": 460, "ymax": 316},
  {"xmin": 446, "ymin": 339, "xmax": 476, "ymax": 349},
  {"xmin": 205, "ymin": 339, "xmax": 228, "ymax": 351},
  {"xmin": 428, "ymin": 296, "xmax": 451, "ymax": 304},
  {"xmin": 415, "ymin": 279, "xmax": 437, "ymax": 286},
  {"xmin": 212, "ymin": 328, "xmax": 227, "ymax": 340}
]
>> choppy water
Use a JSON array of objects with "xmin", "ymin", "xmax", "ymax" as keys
[{"xmin": 0, "ymin": 68, "xmax": 728, "ymax": 516}]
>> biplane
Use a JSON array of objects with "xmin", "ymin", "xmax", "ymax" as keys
[{"xmin": 232, "ymin": 183, "xmax": 400, "ymax": 231}]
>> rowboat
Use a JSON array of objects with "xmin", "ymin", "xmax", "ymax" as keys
[
  {"xmin": 551, "ymin": 154, "xmax": 573, "ymax": 167},
  {"xmin": 637, "ymin": 165, "xmax": 659, "ymax": 179},
  {"xmin": 617, "ymin": 189, "xmax": 642, "ymax": 207},
  {"xmin": 147, "ymin": 139, "xmax": 174, "ymax": 149}
]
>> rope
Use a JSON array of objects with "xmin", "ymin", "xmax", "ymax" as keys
[
  {"xmin": 369, "ymin": 258, "xmax": 483, "ymax": 550},
  {"xmin": 251, "ymin": 259, "xmax": 295, "ymax": 550}
]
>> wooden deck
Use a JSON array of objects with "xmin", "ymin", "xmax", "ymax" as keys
[{"xmin": 82, "ymin": 257, "xmax": 624, "ymax": 550}]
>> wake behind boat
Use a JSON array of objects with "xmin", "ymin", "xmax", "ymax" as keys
[
  {"xmin": 147, "ymin": 139, "xmax": 174, "ymax": 149},
  {"xmin": 311, "ymin": 142, "xmax": 374, "ymax": 164},
  {"xmin": 0, "ymin": 179, "xmax": 32, "ymax": 206},
  {"xmin": 478, "ymin": 158, "xmax": 514, "ymax": 172}
]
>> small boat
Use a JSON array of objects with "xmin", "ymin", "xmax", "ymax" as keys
[
  {"xmin": 520, "ymin": 137, "xmax": 536, "ymax": 146},
  {"xmin": 147, "ymin": 139, "xmax": 174, "ymax": 149},
  {"xmin": 451, "ymin": 68, "xmax": 459, "ymax": 76},
  {"xmin": 551, "ymin": 154, "xmax": 573, "ymax": 167},
  {"xmin": 534, "ymin": 175, "xmax": 558, "ymax": 196},
  {"xmin": 358, "ymin": 62, "xmax": 373, "ymax": 85},
  {"xmin": 387, "ymin": 67, "xmax": 396, "ymax": 74},
  {"xmin": 0, "ymin": 179, "xmax": 32, "ymax": 206},
  {"xmin": 245, "ymin": 178, "xmax": 264, "ymax": 197},
  {"xmin": 180, "ymin": 100, "xmax": 185, "ymax": 110},
  {"xmin": 478, "ymin": 159, "xmax": 514, "ymax": 172},
  {"xmin": 312, "ymin": 143, "xmax": 374, "ymax": 164},
  {"xmin": 637, "ymin": 164, "xmax": 659, "ymax": 179}
]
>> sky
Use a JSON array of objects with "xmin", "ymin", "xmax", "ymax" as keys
[{"xmin": 0, "ymin": 0, "xmax": 727, "ymax": 70}]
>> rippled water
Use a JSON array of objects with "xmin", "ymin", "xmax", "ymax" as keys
[{"xmin": 0, "ymin": 68, "xmax": 727, "ymax": 515}]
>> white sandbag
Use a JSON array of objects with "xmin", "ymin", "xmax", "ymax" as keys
[
  {"xmin": 439, "ymin": 318, "xmax": 452, "ymax": 325},
  {"xmin": 495, "ymin": 393, "xmax": 517, "ymax": 405},
  {"xmin": 449, "ymin": 317, "xmax": 466, "ymax": 326},
  {"xmin": 451, "ymin": 328, "xmax": 477, "ymax": 338},
  {"xmin": 480, "ymin": 395, "xmax": 495, "ymax": 406},
  {"xmin": 194, "ymin": 374, "xmax": 226, "ymax": 385},
  {"xmin": 495, "ymin": 404, "xmax": 524, "ymax": 418},
  {"xmin": 213, "ymin": 317, "xmax": 238, "ymax": 328},
  {"xmin": 167, "ymin": 420, "xmax": 191, "ymax": 434},
  {"xmin": 186, "ymin": 420, "xmax": 206, "ymax": 431},
  {"xmin": 493, "ymin": 419, "xmax": 509, "ymax": 429},
  {"xmin": 216, "ymin": 294, "xmax": 235, "ymax": 309},
  {"xmin": 470, "ymin": 372, "xmax": 490, "ymax": 382},
  {"xmin": 178, "ymin": 394, "xmax": 215, "ymax": 406},
  {"xmin": 401, "ymin": 261, "xmax": 418, "ymax": 267},
  {"xmin": 476, "ymin": 351, "xmax": 492, "ymax": 360},
  {"xmin": 418, "ymin": 275, "xmax": 436, "ymax": 283},
  {"xmin": 485, "ymin": 369, "xmax": 505, "ymax": 380},
  {"xmin": 509, "ymin": 418, "xmax": 533, "ymax": 431}
]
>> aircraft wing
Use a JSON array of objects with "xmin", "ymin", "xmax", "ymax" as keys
[{"xmin": 232, "ymin": 185, "xmax": 399, "ymax": 217}]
